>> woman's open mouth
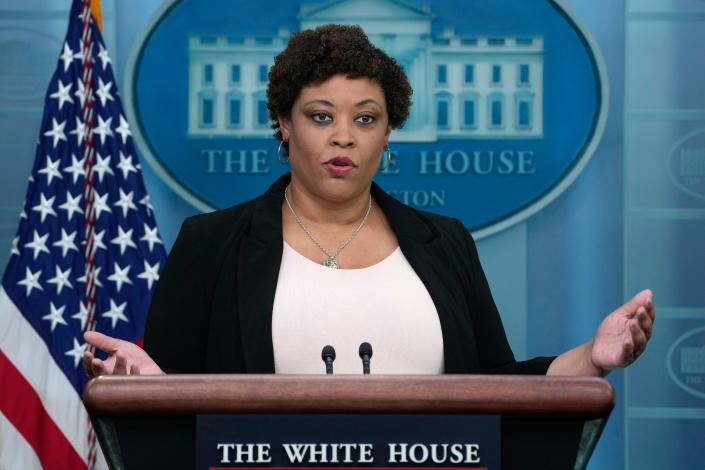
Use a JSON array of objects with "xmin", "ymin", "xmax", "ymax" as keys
[{"xmin": 324, "ymin": 157, "xmax": 356, "ymax": 176}]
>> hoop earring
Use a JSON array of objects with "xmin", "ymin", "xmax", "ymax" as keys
[
  {"xmin": 380, "ymin": 145, "xmax": 392, "ymax": 171},
  {"xmin": 278, "ymin": 141, "xmax": 289, "ymax": 164}
]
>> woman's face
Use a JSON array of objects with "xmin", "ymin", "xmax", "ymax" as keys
[{"xmin": 280, "ymin": 74, "xmax": 391, "ymax": 204}]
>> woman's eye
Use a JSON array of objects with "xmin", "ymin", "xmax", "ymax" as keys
[
  {"xmin": 355, "ymin": 115, "xmax": 376, "ymax": 124},
  {"xmin": 311, "ymin": 113, "xmax": 331, "ymax": 123}
]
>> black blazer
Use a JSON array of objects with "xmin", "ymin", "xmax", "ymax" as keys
[{"xmin": 144, "ymin": 174, "xmax": 554, "ymax": 374}]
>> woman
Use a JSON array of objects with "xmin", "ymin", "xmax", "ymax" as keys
[{"xmin": 84, "ymin": 25, "xmax": 654, "ymax": 377}]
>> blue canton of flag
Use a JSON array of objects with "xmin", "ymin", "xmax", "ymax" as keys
[{"xmin": 0, "ymin": 1, "xmax": 166, "ymax": 468}]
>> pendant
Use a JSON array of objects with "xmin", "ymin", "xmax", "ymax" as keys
[{"xmin": 323, "ymin": 256, "xmax": 339, "ymax": 269}]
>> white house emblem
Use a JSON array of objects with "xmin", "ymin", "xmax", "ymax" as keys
[{"xmin": 126, "ymin": 0, "xmax": 607, "ymax": 238}]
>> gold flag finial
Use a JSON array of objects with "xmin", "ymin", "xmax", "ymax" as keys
[{"xmin": 89, "ymin": 0, "xmax": 104, "ymax": 32}]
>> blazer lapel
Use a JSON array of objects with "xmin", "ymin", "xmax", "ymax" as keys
[
  {"xmin": 236, "ymin": 176, "xmax": 289, "ymax": 372},
  {"xmin": 372, "ymin": 184, "xmax": 478, "ymax": 373}
]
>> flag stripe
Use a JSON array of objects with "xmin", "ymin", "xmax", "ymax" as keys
[
  {"xmin": 0, "ymin": 412, "xmax": 43, "ymax": 470},
  {"xmin": 0, "ymin": 350, "xmax": 86, "ymax": 469},
  {"xmin": 0, "ymin": 287, "xmax": 88, "ymax": 462}
]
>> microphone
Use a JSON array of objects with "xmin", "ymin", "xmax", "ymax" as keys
[
  {"xmin": 358, "ymin": 342, "xmax": 373, "ymax": 375},
  {"xmin": 321, "ymin": 345, "xmax": 336, "ymax": 375}
]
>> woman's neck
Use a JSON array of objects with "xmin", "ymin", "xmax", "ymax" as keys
[{"xmin": 285, "ymin": 179, "xmax": 372, "ymax": 227}]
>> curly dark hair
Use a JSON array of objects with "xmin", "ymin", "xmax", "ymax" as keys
[{"xmin": 267, "ymin": 24, "xmax": 413, "ymax": 153}]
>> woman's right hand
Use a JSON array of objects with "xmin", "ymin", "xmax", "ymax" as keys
[{"xmin": 83, "ymin": 331, "xmax": 164, "ymax": 377}]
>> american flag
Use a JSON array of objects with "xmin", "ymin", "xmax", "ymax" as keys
[{"xmin": 0, "ymin": 0, "xmax": 166, "ymax": 468}]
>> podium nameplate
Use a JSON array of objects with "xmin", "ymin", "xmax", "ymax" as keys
[{"xmin": 196, "ymin": 415, "xmax": 500, "ymax": 470}]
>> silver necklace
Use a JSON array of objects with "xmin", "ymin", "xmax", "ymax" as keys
[{"xmin": 284, "ymin": 185, "xmax": 372, "ymax": 269}]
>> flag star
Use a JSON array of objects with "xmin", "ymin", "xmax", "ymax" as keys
[
  {"xmin": 11, "ymin": 236, "xmax": 20, "ymax": 256},
  {"xmin": 52, "ymin": 228, "xmax": 79, "ymax": 257},
  {"xmin": 17, "ymin": 267, "xmax": 42, "ymax": 296},
  {"xmin": 139, "ymin": 194, "xmax": 154, "ymax": 217},
  {"xmin": 47, "ymin": 266, "xmax": 73, "ymax": 294},
  {"xmin": 74, "ymin": 39, "xmax": 87, "ymax": 64},
  {"xmin": 107, "ymin": 262, "xmax": 133, "ymax": 293},
  {"xmin": 115, "ymin": 115, "xmax": 132, "ymax": 145},
  {"xmin": 58, "ymin": 192, "xmax": 83, "ymax": 221},
  {"xmin": 71, "ymin": 302, "xmax": 89, "ymax": 330},
  {"xmin": 92, "ymin": 152, "xmax": 115, "ymax": 183},
  {"xmin": 92, "ymin": 191, "xmax": 112, "ymax": 219},
  {"xmin": 49, "ymin": 79, "xmax": 73, "ymax": 111},
  {"xmin": 111, "ymin": 226, "xmax": 137, "ymax": 255},
  {"xmin": 74, "ymin": 79, "xmax": 86, "ymax": 108},
  {"xmin": 137, "ymin": 260, "xmax": 160, "ymax": 290},
  {"xmin": 43, "ymin": 118, "xmax": 67, "ymax": 148},
  {"xmin": 140, "ymin": 224, "xmax": 163, "ymax": 252},
  {"xmin": 101, "ymin": 299, "xmax": 129, "ymax": 329},
  {"xmin": 77, "ymin": 266, "xmax": 103, "ymax": 288},
  {"xmin": 38, "ymin": 155, "xmax": 63, "ymax": 185},
  {"xmin": 63, "ymin": 153, "xmax": 87, "ymax": 184},
  {"xmin": 95, "ymin": 78, "xmax": 114, "ymax": 107},
  {"xmin": 20, "ymin": 208, "xmax": 27, "ymax": 219},
  {"xmin": 59, "ymin": 42, "xmax": 75, "ymax": 72},
  {"xmin": 31, "ymin": 193, "xmax": 57, "ymax": 223},
  {"xmin": 24, "ymin": 230, "xmax": 50, "ymax": 259},
  {"xmin": 93, "ymin": 115, "xmax": 113, "ymax": 145},
  {"xmin": 92, "ymin": 229, "xmax": 108, "ymax": 252},
  {"xmin": 97, "ymin": 42, "xmax": 112, "ymax": 70},
  {"xmin": 116, "ymin": 151, "xmax": 137, "ymax": 180},
  {"xmin": 42, "ymin": 302, "xmax": 68, "ymax": 332},
  {"xmin": 69, "ymin": 117, "xmax": 87, "ymax": 146},
  {"xmin": 65, "ymin": 338, "xmax": 87, "ymax": 368},
  {"xmin": 114, "ymin": 189, "xmax": 137, "ymax": 218}
]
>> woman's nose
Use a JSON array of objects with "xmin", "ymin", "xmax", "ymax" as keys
[{"xmin": 331, "ymin": 121, "xmax": 355, "ymax": 148}]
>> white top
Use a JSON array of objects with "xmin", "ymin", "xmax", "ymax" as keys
[{"xmin": 272, "ymin": 242, "xmax": 444, "ymax": 374}]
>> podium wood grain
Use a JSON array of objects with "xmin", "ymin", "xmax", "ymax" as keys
[{"xmin": 84, "ymin": 374, "xmax": 614, "ymax": 417}]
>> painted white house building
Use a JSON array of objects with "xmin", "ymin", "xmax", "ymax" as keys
[
  {"xmin": 187, "ymin": 0, "xmax": 544, "ymax": 141},
  {"xmin": 682, "ymin": 346, "xmax": 705, "ymax": 374}
]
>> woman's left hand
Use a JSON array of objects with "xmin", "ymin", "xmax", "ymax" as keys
[{"xmin": 591, "ymin": 289, "xmax": 655, "ymax": 371}]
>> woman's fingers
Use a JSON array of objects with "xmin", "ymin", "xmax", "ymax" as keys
[
  {"xmin": 620, "ymin": 321, "xmax": 642, "ymax": 366},
  {"xmin": 93, "ymin": 357, "xmax": 108, "ymax": 375},
  {"xmin": 622, "ymin": 289, "xmax": 653, "ymax": 319},
  {"xmin": 84, "ymin": 351, "xmax": 96, "ymax": 378},
  {"xmin": 629, "ymin": 319, "xmax": 647, "ymax": 360},
  {"xmin": 113, "ymin": 354, "xmax": 128, "ymax": 375},
  {"xmin": 82, "ymin": 332, "xmax": 151, "ymax": 377},
  {"xmin": 84, "ymin": 351, "xmax": 108, "ymax": 378},
  {"xmin": 114, "ymin": 356, "xmax": 141, "ymax": 376},
  {"xmin": 87, "ymin": 356, "xmax": 109, "ymax": 377},
  {"xmin": 84, "ymin": 352, "xmax": 141, "ymax": 377},
  {"xmin": 637, "ymin": 307, "xmax": 653, "ymax": 340},
  {"xmin": 84, "ymin": 331, "xmax": 124, "ymax": 355},
  {"xmin": 645, "ymin": 297, "xmax": 656, "ymax": 323},
  {"xmin": 83, "ymin": 331, "xmax": 159, "ymax": 377},
  {"xmin": 83, "ymin": 350, "xmax": 92, "ymax": 369}
]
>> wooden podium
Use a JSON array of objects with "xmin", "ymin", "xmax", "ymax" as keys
[{"xmin": 83, "ymin": 375, "xmax": 614, "ymax": 470}]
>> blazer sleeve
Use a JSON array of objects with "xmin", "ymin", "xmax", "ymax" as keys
[
  {"xmin": 143, "ymin": 216, "xmax": 210, "ymax": 373},
  {"xmin": 460, "ymin": 222, "xmax": 555, "ymax": 375}
]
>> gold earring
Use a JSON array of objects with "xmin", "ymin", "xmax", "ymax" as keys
[
  {"xmin": 380, "ymin": 145, "xmax": 392, "ymax": 171},
  {"xmin": 278, "ymin": 141, "xmax": 289, "ymax": 164}
]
